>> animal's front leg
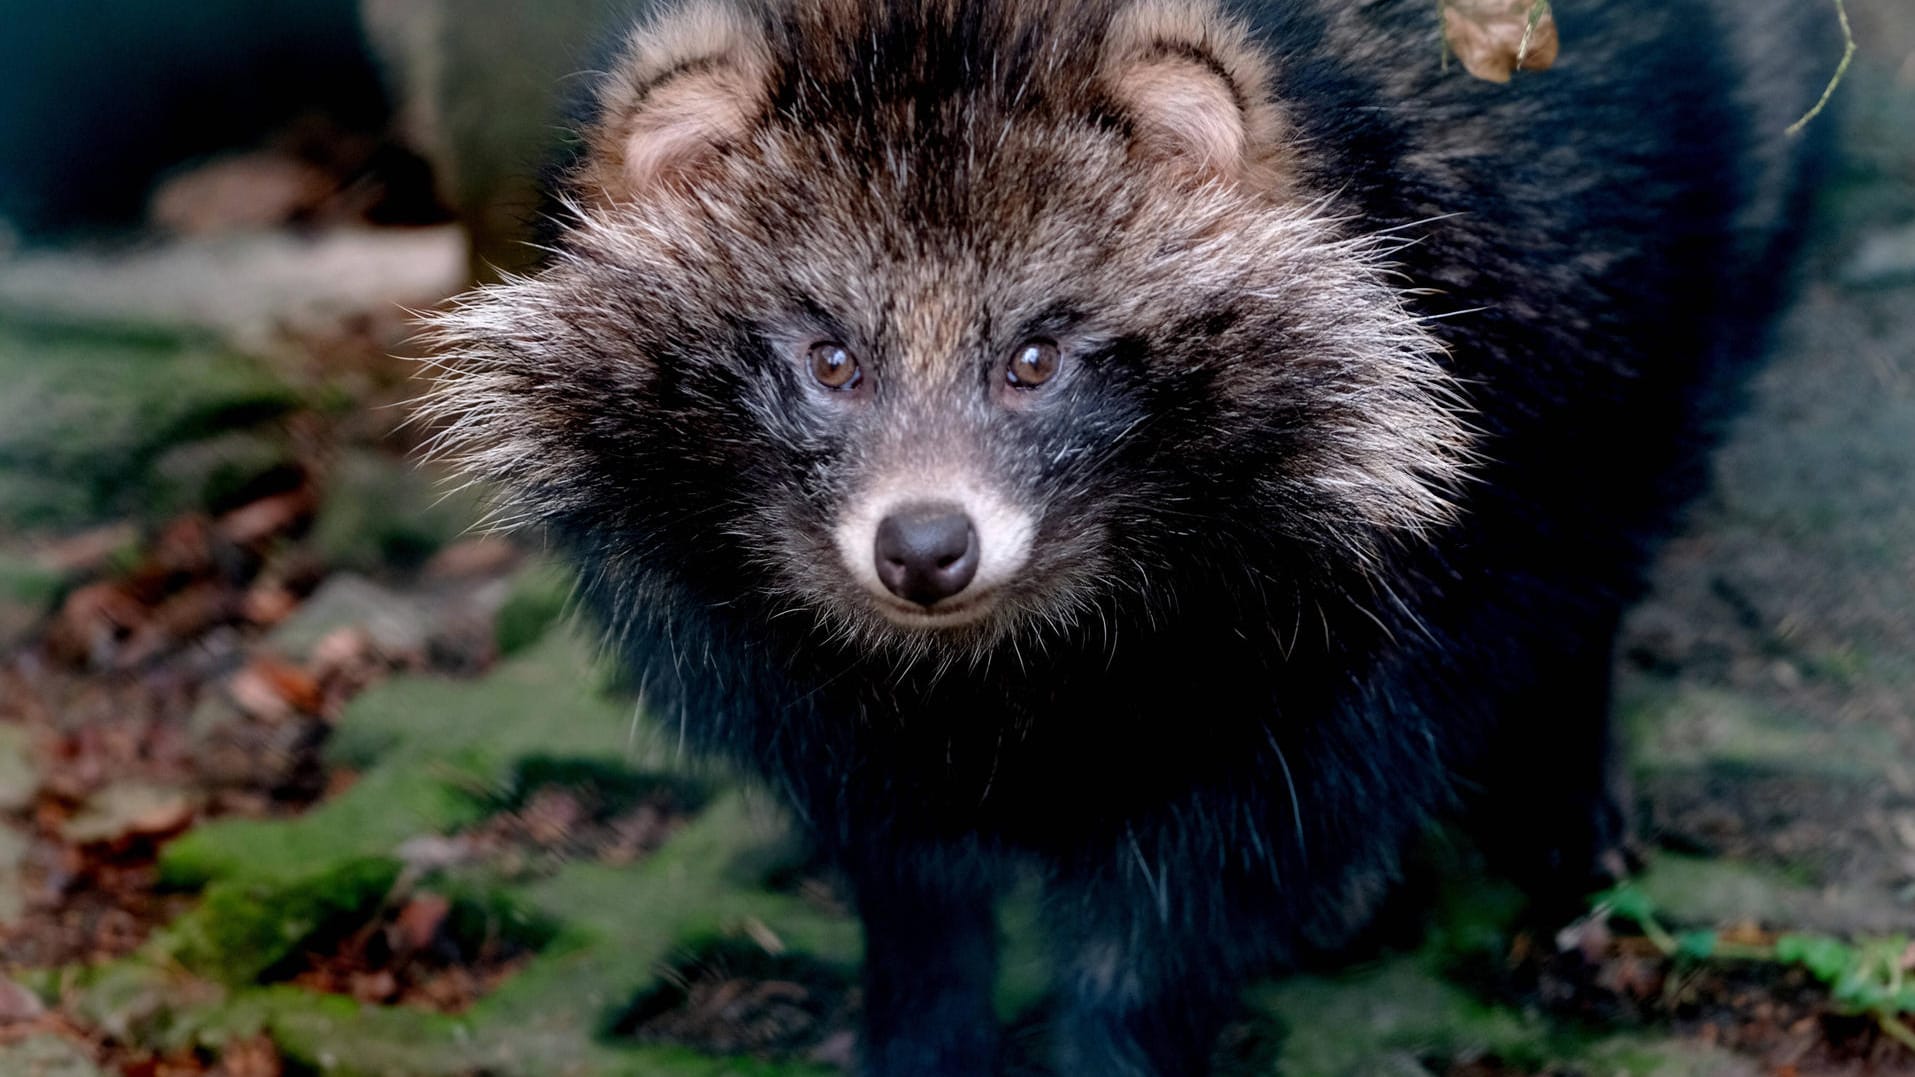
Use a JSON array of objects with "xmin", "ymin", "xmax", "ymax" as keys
[
  {"xmin": 851, "ymin": 851, "xmax": 1002, "ymax": 1076},
  {"xmin": 1465, "ymin": 601, "xmax": 1636, "ymax": 917},
  {"xmin": 1044, "ymin": 864, "xmax": 1251, "ymax": 1077}
]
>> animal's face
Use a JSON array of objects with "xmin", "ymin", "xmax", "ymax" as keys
[{"xmin": 423, "ymin": 0, "xmax": 1471, "ymax": 660}]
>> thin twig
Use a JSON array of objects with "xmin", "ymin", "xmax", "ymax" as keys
[
  {"xmin": 1788, "ymin": 0, "xmax": 1855, "ymax": 136},
  {"xmin": 1880, "ymin": 1013, "xmax": 1915, "ymax": 1054}
]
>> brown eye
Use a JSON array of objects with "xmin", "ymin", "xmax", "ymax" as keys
[
  {"xmin": 1006, "ymin": 339, "xmax": 1061, "ymax": 389},
  {"xmin": 808, "ymin": 341, "xmax": 862, "ymax": 390}
]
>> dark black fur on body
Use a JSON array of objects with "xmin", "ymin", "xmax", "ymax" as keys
[{"xmin": 423, "ymin": 1, "xmax": 1833, "ymax": 1073}]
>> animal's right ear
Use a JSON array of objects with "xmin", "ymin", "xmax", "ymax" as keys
[{"xmin": 579, "ymin": 3, "xmax": 770, "ymax": 204}]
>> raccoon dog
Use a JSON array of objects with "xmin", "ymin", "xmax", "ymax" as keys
[{"xmin": 422, "ymin": 0, "xmax": 1832, "ymax": 1072}]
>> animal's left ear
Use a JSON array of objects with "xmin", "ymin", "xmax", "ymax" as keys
[
  {"xmin": 576, "ymin": 2, "xmax": 772, "ymax": 205},
  {"xmin": 1100, "ymin": 2, "xmax": 1287, "ymax": 184}
]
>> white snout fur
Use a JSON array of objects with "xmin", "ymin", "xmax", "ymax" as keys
[{"xmin": 834, "ymin": 470, "xmax": 1036, "ymax": 625}]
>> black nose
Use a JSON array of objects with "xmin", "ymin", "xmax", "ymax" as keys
[{"xmin": 874, "ymin": 504, "xmax": 980, "ymax": 607}]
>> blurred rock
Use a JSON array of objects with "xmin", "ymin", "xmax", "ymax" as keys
[
  {"xmin": 0, "ymin": 974, "xmax": 45, "ymax": 1023},
  {"xmin": 0, "ymin": 317, "xmax": 300, "ymax": 532},
  {"xmin": 149, "ymin": 152, "xmax": 341, "ymax": 236},
  {"xmin": 0, "ymin": 229, "xmax": 466, "ymax": 362},
  {"xmin": 308, "ymin": 452, "xmax": 483, "ymax": 575},
  {"xmin": 0, "ymin": 1034, "xmax": 104, "ymax": 1077},
  {"xmin": 0, "ymin": 726, "xmax": 36, "ymax": 814},
  {"xmin": 152, "ymin": 433, "xmax": 302, "ymax": 522},
  {"xmin": 267, "ymin": 574, "xmax": 434, "ymax": 665},
  {"xmin": 360, "ymin": 0, "xmax": 633, "ymax": 279},
  {"xmin": 0, "ymin": 552, "xmax": 61, "ymax": 652},
  {"xmin": 0, "ymin": 826, "xmax": 25, "ymax": 925}
]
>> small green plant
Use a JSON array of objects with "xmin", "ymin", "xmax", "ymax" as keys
[{"xmin": 1593, "ymin": 881, "xmax": 1915, "ymax": 1051}]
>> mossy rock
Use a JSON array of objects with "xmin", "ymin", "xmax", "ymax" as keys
[
  {"xmin": 0, "ymin": 1034, "xmax": 109, "ymax": 1077},
  {"xmin": 0, "ymin": 548, "xmax": 61, "ymax": 649},
  {"xmin": 361, "ymin": 0, "xmax": 632, "ymax": 279},
  {"xmin": 1254, "ymin": 956, "xmax": 1761, "ymax": 1076},
  {"xmin": 307, "ymin": 450, "xmax": 486, "ymax": 574},
  {"xmin": 114, "ymin": 620, "xmax": 858, "ymax": 1075},
  {"xmin": 0, "ymin": 314, "xmax": 299, "ymax": 531},
  {"xmin": 495, "ymin": 558, "xmax": 577, "ymax": 658},
  {"xmin": 149, "ymin": 430, "xmax": 303, "ymax": 517},
  {"xmin": 158, "ymin": 857, "xmax": 404, "ymax": 985}
]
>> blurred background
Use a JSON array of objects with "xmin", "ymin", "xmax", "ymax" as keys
[{"xmin": 0, "ymin": 3, "xmax": 1912, "ymax": 1075}]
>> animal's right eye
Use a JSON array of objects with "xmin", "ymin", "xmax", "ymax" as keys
[{"xmin": 808, "ymin": 342, "xmax": 863, "ymax": 390}]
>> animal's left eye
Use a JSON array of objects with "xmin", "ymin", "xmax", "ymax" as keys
[
  {"xmin": 808, "ymin": 341, "xmax": 863, "ymax": 390},
  {"xmin": 1006, "ymin": 339, "xmax": 1061, "ymax": 389}
]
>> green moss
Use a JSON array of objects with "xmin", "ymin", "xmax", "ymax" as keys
[
  {"xmin": 434, "ymin": 877, "xmax": 564, "ymax": 958},
  {"xmin": 150, "ymin": 430, "xmax": 302, "ymax": 516},
  {"xmin": 503, "ymin": 755, "xmax": 709, "ymax": 817},
  {"xmin": 1636, "ymin": 853, "xmax": 1832, "ymax": 930},
  {"xmin": 597, "ymin": 1043, "xmax": 842, "ymax": 1077},
  {"xmin": 0, "ymin": 551, "xmax": 60, "ymax": 607},
  {"xmin": 160, "ymin": 765, "xmax": 489, "ymax": 888},
  {"xmin": 165, "ymin": 630, "xmax": 677, "ymax": 889},
  {"xmin": 61, "ymin": 624, "xmax": 861, "ymax": 1075},
  {"xmin": 307, "ymin": 451, "xmax": 484, "ymax": 574},
  {"xmin": 495, "ymin": 559, "xmax": 576, "ymax": 657},
  {"xmin": 0, "ymin": 1034, "xmax": 108, "ymax": 1077},
  {"xmin": 65, "ymin": 960, "xmax": 223, "ymax": 1045},
  {"xmin": 0, "ymin": 314, "xmax": 298, "ymax": 530},
  {"xmin": 157, "ymin": 858, "xmax": 403, "ymax": 984},
  {"xmin": 1255, "ymin": 959, "xmax": 1555, "ymax": 1074},
  {"xmin": 1623, "ymin": 682, "xmax": 1900, "ymax": 781}
]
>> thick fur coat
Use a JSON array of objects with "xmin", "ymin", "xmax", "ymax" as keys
[{"xmin": 421, "ymin": 1, "xmax": 1834, "ymax": 1072}]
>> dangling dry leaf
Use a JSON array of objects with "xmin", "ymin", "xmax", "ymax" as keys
[{"xmin": 1442, "ymin": 0, "xmax": 1560, "ymax": 84}]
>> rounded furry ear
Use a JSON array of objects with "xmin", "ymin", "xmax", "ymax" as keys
[
  {"xmin": 580, "ymin": 3, "xmax": 770, "ymax": 203},
  {"xmin": 1101, "ymin": 1, "xmax": 1287, "ymax": 184}
]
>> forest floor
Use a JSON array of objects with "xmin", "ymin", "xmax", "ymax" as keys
[{"xmin": 1, "ymin": 8, "xmax": 1913, "ymax": 1076}]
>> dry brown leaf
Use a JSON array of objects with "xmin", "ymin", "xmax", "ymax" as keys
[
  {"xmin": 228, "ymin": 656, "xmax": 326, "ymax": 721},
  {"xmin": 217, "ymin": 488, "xmax": 317, "ymax": 548},
  {"xmin": 117, "ymin": 583, "xmax": 239, "ymax": 667},
  {"xmin": 393, "ymin": 892, "xmax": 453, "ymax": 953},
  {"xmin": 60, "ymin": 782, "xmax": 197, "ymax": 845},
  {"xmin": 31, "ymin": 522, "xmax": 140, "ymax": 576},
  {"xmin": 143, "ymin": 515, "xmax": 219, "ymax": 579},
  {"xmin": 309, "ymin": 627, "xmax": 377, "ymax": 681},
  {"xmin": 45, "ymin": 581, "xmax": 148, "ymax": 665},
  {"xmin": 422, "ymin": 538, "xmax": 523, "ymax": 580},
  {"xmin": 1442, "ymin": 0, "xmax": 1559, "ymax": 84},
  {"xmin": 241, "ymin": 583, "xmax": 301, "ymax": 627},
  {"xmin": 217, "ymin": 1035, "xmax": 284, "ymax": 1077}
]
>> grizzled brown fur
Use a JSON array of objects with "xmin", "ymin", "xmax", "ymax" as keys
[{"xmin": 420, "ymin": 1, "xmax": 1833, "ymax": 1073}]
